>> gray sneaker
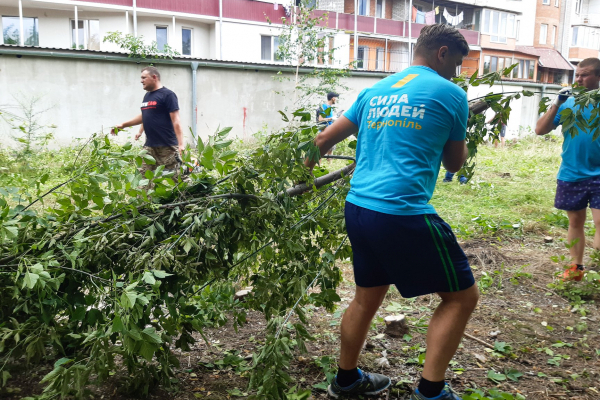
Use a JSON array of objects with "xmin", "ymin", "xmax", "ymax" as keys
[
  {"xmin": 410, "ymin": 383, "xmax": 462, "ymax": 400},
  {"xmin": 327, "ymin": 369, "xmax": 391, "ymax": 398}
]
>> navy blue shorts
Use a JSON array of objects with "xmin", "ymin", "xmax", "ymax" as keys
[
  {"xmin": 554, "ymin": 177, "xmax": 600, "ymax": 211},
  {"xmin": 345, "ymin": 202, "xmax": 475, "ymax": 298}
]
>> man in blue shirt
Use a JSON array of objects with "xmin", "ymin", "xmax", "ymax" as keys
[
  {"xmin": 535, "ymin": 58, "xmax": 600, "ymax": 281},
  {"xmin": 306, "ymin": 24, "xmax": 478, "ymax": 400},
  {"xmin": 318, "ymin": 92, "xmax": 339, "ymax": 157}
]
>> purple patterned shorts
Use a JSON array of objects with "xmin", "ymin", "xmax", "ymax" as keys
[{"xmin": 554, "ymin": 176, "xmax": 600, "ymax": 211}]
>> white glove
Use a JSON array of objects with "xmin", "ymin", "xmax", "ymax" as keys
[{"xmin": 554, "ymin": 87, "xmax": 572, "ymax": 106}]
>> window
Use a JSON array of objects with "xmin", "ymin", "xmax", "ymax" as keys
[
  {"xmin": 376, "ymin": 0, "xmax": 384, "ymax": 18},
  {"xmin": 540, "ymin": 24, "xmax": 547, "ymax": 45},
  {"xmin": 572, "ymin": 26, "xmax": 579, "ymax": 46},
  {"xmin": 70, "ymin": 20, "xmax": 100, "ymax": 50},
  {"xmin": 182, "ymin": 28, "xmax": 192, "ymax": 56},
  {"xmin": 156, "ymin": 26, "xmax": 168, "ymax": 52},
  {"xmin": 483, "ymin": 55, "xmax": 490, "ymax": 74},
  {"xmin": 551, "ymin": 26, "xmax": 556, "ymax": 46},
  {"xmin": 555, "ymin": 0, "xmax": 559, "ymax": 6},
  {"xmin": 2, "ymin": 16, "xmax": 38, "ymax": 45},
  {"xmin": 516, "ymin": 59, "xmax": 535, "ymax": 79},
  {"xmin": 482, "ymin": 9, "xmax": 516, "ymax": 43},
  {"xmin": 516, "ymin": 20, "xmax": 520, "ymax": 40},
  {"xmin": 575, "ymin": 0, "xmax": 581, "ymax": 14},
  {"xmin": 358, "ymin": 0, "xmax": 368, "ymax": 16},
  {"xmin": 356, "ymin": 46, "xmax": 368, "ymax": 69},
  {"xmin": 376, "ymin": 48, "xmax": 384, "ymax": 70},
  {"xmin": 542, "ymin": 0, "xmax": 550, "ymax": 4},
  {"xmin": 261, "ymin": 35, "xmax": 281, "ymax": 61},
  {"xmin": 490, "ymin": 56, "xmax": 498, "ymax": 72}
]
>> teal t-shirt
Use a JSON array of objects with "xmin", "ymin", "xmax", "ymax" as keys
[
  {"xmin": 553, "ymin": 97, "xmax": 600, "ymax": 182},
  {"xmin": 344, "ymin": 65, "xmax": 469, "ymax": 215}
]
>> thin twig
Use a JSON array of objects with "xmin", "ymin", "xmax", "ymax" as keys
[{"xmin": 463, "ymin": 332, "xmax": 495, "ymax": 349}]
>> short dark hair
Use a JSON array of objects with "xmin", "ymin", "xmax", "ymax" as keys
[
  {"xmin": 578, "ymin": 58, "xmax": 600, "ymax": 76},
  {"xmin": 414, "ymin": 24, "xmax": 470, "ymax": 57},
  {"xmin": 327, "ymin": 92, "xmax": 339, "ymax": 100},
  {"xmin": 141, "ymin": 66, "xmax": 161, "ymax": 80}
]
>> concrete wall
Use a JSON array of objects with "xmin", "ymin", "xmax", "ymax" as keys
[
  {"xmin": 0, "ymin": 53, "xmax": 383, "ymax": 146},
  {"xmin": 0, "ymin": 52, "xmax": 558, "ymax": 149}
]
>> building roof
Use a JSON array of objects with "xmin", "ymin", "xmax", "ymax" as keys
[{"xmin": 515, "ymin": 46, "xmax": 574, "ymax": 71}]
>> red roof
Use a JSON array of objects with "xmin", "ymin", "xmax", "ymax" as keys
[{"xmin": 515, "ymin": 46, "xmax": 574, "ymax": 71}]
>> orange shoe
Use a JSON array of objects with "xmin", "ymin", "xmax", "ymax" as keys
[{"xmin": 561, "ymin": 264, "xmax": 585, "ymax": 281}]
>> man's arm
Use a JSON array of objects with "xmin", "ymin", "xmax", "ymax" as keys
[
  {"xmin": 111, "ymin": 114, "xmax": 142, "ymax": 135},
  {"xmin": 535, "ymin": 104, "xmax": 560, "ymax": 136},
  {"xmin": 442, "ymin": 140, "xmax": 468, "ymax": 173},
  {"xmin": 135, "ymin": 123, "xmax": 144, "ymax": 141},
  {"xmin": 170, "ymin": 110, "xmax": 184, "ymax": 152},
  {"xmin": 305, "ymin": 116, "xmax": 358, "ymax": 170}
]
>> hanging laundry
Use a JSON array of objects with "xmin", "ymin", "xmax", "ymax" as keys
[
  {"xmin": 274, "ymin": 3, "xmax": 278, "ymax": 10},
  {"xmin": 435, "ymin": 6, "xmax": 440, "ymax": 15},
  {"xmin": 443, "ymin": 7, "xmax": 464, "ymax": 26},
  {"xmin": 412, "ymin": 6, "xmax": 417, "ymax": 23},
  {"xmin": 416, "ymin": 10, "xmax": 426, "ymax": 24},
  {"xmin": 425, "ymin": 10, "xmax": 435, "ymax": 25}
]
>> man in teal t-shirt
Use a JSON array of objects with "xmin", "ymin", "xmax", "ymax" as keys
[
  {"xmin": 535, "ymin": 58, "xmax": 600, "ymax": 281},
  {"xmin": 305, "ymin": 25, "xmax": 478, "ymax": 400}
]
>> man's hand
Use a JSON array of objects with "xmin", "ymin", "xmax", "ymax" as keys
[
  {"xmin": 135, "ymin": 131, "xmax": 143, "ymax": 141},
  {"xmin": 554, "ymin": 87, "xmax": 572, "ymax": 106},
  {"xmin": 179, "ymin": 144, "xmax": 185, "ymax": 154},
  {"xmin": 111, "ymin": 124, "xmax": 124, "ymax": 135}
]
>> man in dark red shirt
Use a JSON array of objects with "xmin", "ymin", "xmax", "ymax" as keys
[{"xmin": 112, "ymin": 66, "xmax": 185, "ymax": 179}]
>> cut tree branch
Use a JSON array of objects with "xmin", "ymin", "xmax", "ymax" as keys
[{"xmin": 286, "ymin": 162, "xmax": 356, "ymax": 197}]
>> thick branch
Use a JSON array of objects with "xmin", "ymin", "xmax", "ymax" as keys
[
  {"xmin": 469, "ymin": 100, "xmax": 490, "ymax": 116},
  {"xmin": 286, "ymin": 162, "xmax": 356, "ymax": 197}
]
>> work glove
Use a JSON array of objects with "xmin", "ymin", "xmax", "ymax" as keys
[{"xmin": 554, "ymin": 87, "xmax": 572, "ymax": 106}]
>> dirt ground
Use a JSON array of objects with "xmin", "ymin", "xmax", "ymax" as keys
[{"xmin": 3, "ymin": 236, "xmax": 600, "ymax": 399}]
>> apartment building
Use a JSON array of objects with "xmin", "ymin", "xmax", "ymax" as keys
[{"xmin": 1, "ymin": 0, "xmax": 588, "ymax": 83}]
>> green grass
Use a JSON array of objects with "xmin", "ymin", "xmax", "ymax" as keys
[
  {"xmin": 432, "ymin": 135, "xmax": 565, "ymax": 236},
  {"xmin": 1, "ymin": 133, "xmax": 593, "ymax": 241}
]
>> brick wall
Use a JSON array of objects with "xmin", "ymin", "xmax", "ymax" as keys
[
  {"xmin": 535, "ymin": 0, "xmax": 561, "ymax": 48},
  {"xmin": 344, "ymin": 0, "xmax": 354, "ymax": 14}
]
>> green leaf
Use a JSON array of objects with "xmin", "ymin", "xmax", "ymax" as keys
[
  {"xmin": 142, "ymin": 327, "xmax": 162, "ymax": 344},
  {"xmin": 23, "ymin": 272, "xmax": 39, "ymax": 289},
  {"xmin": 487, "ymin": 370, "xmax": 507, "ymax": 382},
  {"xmin": 54, "ymin": 358, "xmax": 73, "ymax": 368},
  {"xmin": 153, "ymin": 270, "xmax": 173, "ymax": 278},
  {"xmin": 143, "ymin": 271, "xmax": 156, "ymax": 285}
]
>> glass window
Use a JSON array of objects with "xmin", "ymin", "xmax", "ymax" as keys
[
  {"xmin": 156, "ymin": 27, "xmax": 168, "ymax": 52},
  {"xmin": 551, "ymin": 26, "xmax": 556, "ymax": 46},
  {"xmin": 358, "ymin": 0, "xmax": 368, "ymax": 16},
  {"xmin": 2, "ymin": 16, "xmax": 39, "ymax": 46},
  {"xmin": 542, "ymin": 0, "xmax": 550, "ymax": 4},
  {"xmin": 376, "ymin": 0, "xmax": 383, "ymax": 18},
  {"xmin": 518, "ymin": 60, "xmax": 524, "ymax": 79},
  {"xmin": 516, "ymin": 20, "xmax": 520, "ymax": 40},
  {"xmin": 357, "ymin": 46, "xmax": 367, "ymax": 69},
  {"xmin": 182, "ymin": 28, "xmax": 192, "ymax": 56},
  {"xmin": 572, "ymin": 26, "xmax": 579, "ymax": 46},
  {"xmin": 376, "ymin": 48, "xmax": 384, "ymax": 70},
  {"xmin": 273, "ymin": 36, "xmax": 281, "ymax": 61},
  {"xmin": 555, "ymin": 0, "xmax": 559, "ymax": 6},
  {"xmin": 529, "ymin": 61, "xmax": 535, "ymax": 80},
  {"xmin": 575, "ymin": 0, "xmax": 581, "ymax": 14},
  {"xmin": 540, "ymin": 24, "xmax": 547, "ymax": 45},
  {"xmin": 507, "ymin": 14, "xmax": 514, "ymax": 38},
  {"xmin": 497, "ymin": 57, "xmax": 505, "ymax": 73},
  {"xmin": 483, "ymin": 55, "xmax": 491, "ymax": 74},
  {"xmin": 261, "ymin": 35, "xmax": 271, "ymax": 60},
  {"xmin": 473, "ymin": 10, "xmax": 481, "ymax": 32},
  {"xmin": 70, "ymin": 20, "xmax": 100, "ymax": 50},
  {"xmin": 483, "ymin": 9, "xmax": 490, "ymax": 32},
  {"xmin": 490, "ymin": 56, "xmax": 498, "ymax": 72}
]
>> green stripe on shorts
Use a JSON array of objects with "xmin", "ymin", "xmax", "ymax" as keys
[{"xmin": 424, "ymin": 215, "xmax": 455, "ymax": 292}]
